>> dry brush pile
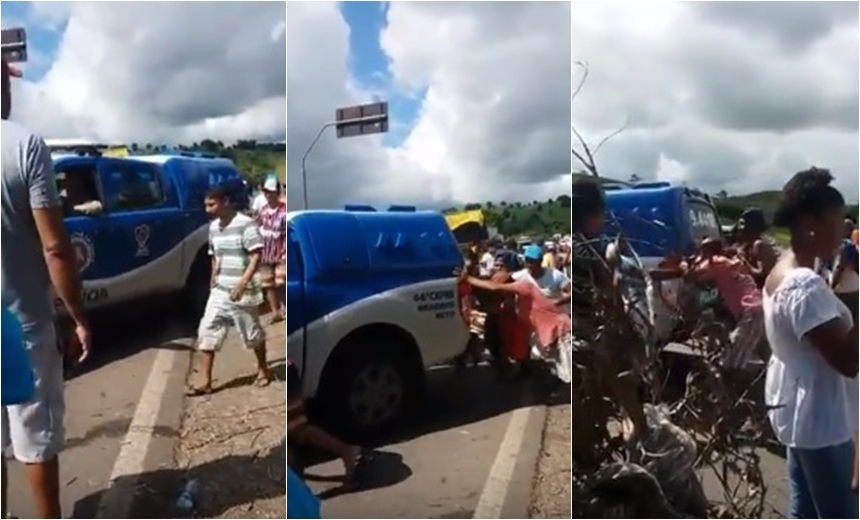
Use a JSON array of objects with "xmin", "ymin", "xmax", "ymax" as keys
[{"xmin": 568, "ymin": 240, "xmax": 771, "ymax": 519}]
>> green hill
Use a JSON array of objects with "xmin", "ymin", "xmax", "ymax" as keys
[
  {"xmin": 714, "ymin": 191, "xmax": 858, "ymax": 224},
  {"xmin": 126, "ymin": 139, "xmax": 285, "ymax": 186}
]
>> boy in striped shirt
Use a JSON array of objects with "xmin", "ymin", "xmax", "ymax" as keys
[{"xmin": 187, "ymin": 186, "xmax": 271, "ymax": 395}]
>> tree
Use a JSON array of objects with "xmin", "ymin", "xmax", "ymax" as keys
[
  {"xmin": 557, "ymin": 194, "xmax": 571, "ymax": 208},
  {"xmin": 629, "ymin": 173, "xmax": 641, "ymax": 183},
  {"xmin": 717, "ymin": 190, "xmax": 728, "ymax": 199}
]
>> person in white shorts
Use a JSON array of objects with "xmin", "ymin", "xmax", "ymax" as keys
[
  {"xmin": 1, "ymin": 58, "xmax": 92, "ymax": 518},
  {"xmin": 187, "ymin": 185, "xmax": 270, "ymax": 396}
]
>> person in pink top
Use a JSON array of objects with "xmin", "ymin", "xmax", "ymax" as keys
[
  {"xmin": 459, "ymin": 270, "xmax": 572, "ymax": 383},
  {"xmin": 688, "ymin": 237, "xmax": 765, "ymax": 368}
]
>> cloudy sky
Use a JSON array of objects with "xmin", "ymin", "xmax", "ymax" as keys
[
  {"xmin": 572, "ymin": 1, "xmax": 858, "ymax": 201},
  {"xmin": 1, "ymin": 2, "xmax": 286, "ymax": 144},
  {"xmin": 288, "ymin": 1, "xmax": 571, "ymax": 209}
]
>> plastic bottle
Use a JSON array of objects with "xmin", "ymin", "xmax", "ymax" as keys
[
  {"xmin": 175, "ymin": 479, "xmax": 201, "ymax": 516},
  {"xmin": 1, "ymin": 307, "xmax": 35, "ymax": 406}
]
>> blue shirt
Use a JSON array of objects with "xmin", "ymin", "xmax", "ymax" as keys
[
  {"xmin": 287, "ymin": 467, "xmax": 321, "ymax": 519},
  {"xmin": 1, "ymin": 307, "xmax": 35, "ymax": 406}
]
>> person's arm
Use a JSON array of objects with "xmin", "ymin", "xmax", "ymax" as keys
[
  {"xmin": 465, "ymin": 275, "xmax": 521, "ymax": 294},
  {"xmin": 794, "ymin": 275, "xmax": 858, "ymax": 378},
  {"xmin": 853, "ymin": 434, "xmax": 858, "ymax": 494},
  {"xmin": 553, "ymin": 270, "xmax": 572, "ymax": 306},
  {"xmin": 208, "ymin": 230, "xmax": 219, "ymax": 287},
  {"xmin": 231, "ymin": 221, "xmax": 264, "ymax": 300},
  {"xmin": 750, "ymin": 239, "xmax": 777, "ymax": 278},
  {"xmin": 831, "ymin": 253, "xmax": 847, "ymax": 289},
  {"xmin": 27, "ymin": 134, "xmax": 88, "ymax": 326}
]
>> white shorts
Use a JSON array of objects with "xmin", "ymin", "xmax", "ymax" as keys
[
  {"xmin": 1, "ymin": 324, "xmax": 65, "ymax": 463},
  {"xmin": 197, "ymin": 290, "xmax": 266, "ymax": 351}
]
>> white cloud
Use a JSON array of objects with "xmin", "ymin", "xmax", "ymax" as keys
[
  {"xmin": 286, "ymin": 1, "xmax": 571, "ymax": 210},
  {"xmin": 572, "ymin": 1, "xmax": 859, "ymax": 200},
  {"xmin": 6, "ymin": 2, "xmax": 286, "ymax": 145}
]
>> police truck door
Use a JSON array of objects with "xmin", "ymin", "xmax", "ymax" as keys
[{"xmin": 96, "ymin": 158, "xmax": 186, "ymax": 303}]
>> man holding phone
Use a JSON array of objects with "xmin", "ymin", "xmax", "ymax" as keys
[{"xmin": 1, "ymin": 51, "xmax": 91, "ymax": 518}]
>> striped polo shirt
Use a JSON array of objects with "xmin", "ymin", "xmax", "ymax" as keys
[{"xmin": 209, "ymin": 213, "xmax": 264, "ymax": 306}]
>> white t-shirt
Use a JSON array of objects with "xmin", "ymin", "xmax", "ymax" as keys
[
  {"xmin": 512, "ymin": 268, "xmax": 570, "ymax": 300},
  {"xmin": 763, "ymin": 267, "xmax": 856, "ymax": 449},
  {"xmin": 251, "ymin": 193, "xmax": 267, "ymax": 214},
  {"xmin": 479, "ymin": 252, "xmax": 495, "ymax": 278}
]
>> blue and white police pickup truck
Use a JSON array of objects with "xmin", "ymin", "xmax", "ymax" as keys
[
  {"xmin": 52, "ymin": 149, "xmax": 248, "ymax": 319},
  {"xmin": 287, "ymin": 206, "xmax": 472, "ymax": 439}
]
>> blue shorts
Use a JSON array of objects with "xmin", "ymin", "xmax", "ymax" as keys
[{"xmin": 1, "ymin": 324, "xmax": 65, "ymax": 463}]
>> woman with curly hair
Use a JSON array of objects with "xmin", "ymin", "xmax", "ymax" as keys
[{"xmin": 762, "ymin": 168, "xmax": 858, "ymax": 518}]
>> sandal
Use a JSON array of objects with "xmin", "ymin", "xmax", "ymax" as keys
[
  {"xmin": 268, "ymin": 313, "xmax": 285, "ymax": 325},
  {"xmin": 254, "ymin": 374, "xmax": 272, "ymax": 387},
  {"xmin": 185, "ymin": 385, "xmax": 213, "ymax": 397}
]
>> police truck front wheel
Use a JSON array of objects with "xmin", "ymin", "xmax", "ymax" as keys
[{"xmin": 321, "ymin": 344, "xmax": 422, "ymax": 442}]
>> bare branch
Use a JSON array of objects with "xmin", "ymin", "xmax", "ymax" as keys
[
  {"xmin": 571, "ymin": 61, "xmax": 630, "ymax": 179},
  {"xmin": 592, "ymin": 115, "xmax": 631, "ymax": 157}
]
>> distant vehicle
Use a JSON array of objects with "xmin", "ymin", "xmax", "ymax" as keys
[
  {"xmin": 604, "ymin": 182, "xmax": 723, "ymax": 266},
  {"xmin": 287, "ymin": 206, "xmax": 471, "ymax": 439},
  {"xmin": 53, "ymin": 149, "xmax": 249, "ymax": 319}
]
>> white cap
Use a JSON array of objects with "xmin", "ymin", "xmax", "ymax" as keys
[{"xmin": 263, "ymin": 177, "xmax": 280, "ymax": 192}]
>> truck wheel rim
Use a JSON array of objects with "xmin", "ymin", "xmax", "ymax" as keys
[{"xmin": 350, "ymin": 363, "xmax": 404, "ymax": 426}]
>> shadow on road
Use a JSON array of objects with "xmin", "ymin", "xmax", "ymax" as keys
[
  {"xmin": 298, "ymin": 361, "xmax": 569, "ymax": 500},
  {"xmin": 303, "ymin": 449, "xmax": 413, "ymax": 501},
  {"xmin": 72, "ymin": 439, "xmax": 286, "ymax": 519},
  {"xmin": 213, "ymin": 357, "xmax": 287, "ymax": 393},
  {"xmin": 370, "ymin": 362, "xmax": 568, "ymax": 448},
  {"xmin": 63, "ymin": 307, "xmax": 195, "ymax": 382}
]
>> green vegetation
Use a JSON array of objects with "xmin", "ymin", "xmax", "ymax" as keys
[
  {"xmin": 713, "ymin": 190, "xmax": 858, "ymax": 223},
  {"xmin": 713, "ymin": 191, "xmax": 858, "ymax": 246},
  {"xmin": 443, "ymin": 196, "xmax": 572, "ymax": 238},
  {"xmin": 127, "ymin": 139, "xmax": 285, "ymax": 186}
]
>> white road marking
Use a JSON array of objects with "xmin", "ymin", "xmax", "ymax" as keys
[
  {"xmin": 96, "ymin": 347, "xmax": 184, "ymax": 519},
  {"xmin": 472, "ymin": 405, "xmax": 535, "ymax": 519}
]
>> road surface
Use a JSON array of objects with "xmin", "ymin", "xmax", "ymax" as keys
[
  {"xmin": 5, "ymin": 310, "xmax": 193, "ymax": 519},
  {"xmin": 303, "ymin": 364, "xmax": 557, "ymax": 519}
]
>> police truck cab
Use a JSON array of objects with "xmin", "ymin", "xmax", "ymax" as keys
[
  {"xmin": 287, "ymin": 206, "xmax": 471, "ymax": 439},
  {"xmin": 53, "ymin": 148, "xmax": 248, "ymax": 319}
]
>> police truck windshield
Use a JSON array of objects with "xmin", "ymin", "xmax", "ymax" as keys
[{"xmin": 686, "ymin": 199, "xmax": 722, "ymax": 244}]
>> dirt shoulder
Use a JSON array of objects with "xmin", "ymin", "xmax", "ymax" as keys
[
  {"xmin": 173, "ymin": 317, "xmax": 286, "ymax": 518},
  {"xmin": 529, "ymin": 402, "xmax": 571, "ymax": 518}
]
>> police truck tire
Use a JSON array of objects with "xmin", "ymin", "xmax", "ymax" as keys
[{"xmin": 320, "ymin": 338, "xmax": 423, "ymax": 442}]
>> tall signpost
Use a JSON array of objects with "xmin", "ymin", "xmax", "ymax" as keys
[{"xmin": 300, "ymin": 101, "xmax": 389, "ymax": 209}]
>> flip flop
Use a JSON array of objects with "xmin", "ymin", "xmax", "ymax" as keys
[
  {"xmin": 185, "ymin": 385, "xmax": 213, "ymax": 397},
  {"xmin": 254, "ymin": 375, "xmax": 272, "ymax": 387}
]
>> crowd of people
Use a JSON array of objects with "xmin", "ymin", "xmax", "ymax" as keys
[
  {"xmin": 461, "ymin": 238, "xmax": 573, "ymax": 382},
  {"xmin": 567, "ymin": 171, "xmax": 858, "ymax": 519}
]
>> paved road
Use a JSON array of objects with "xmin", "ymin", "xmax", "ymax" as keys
[
  {"xmin": 700, "ymin": 446, "xmax": 789, "ymax": 519},
  {"xmin": 5, "ymin": 310, "xmax": 192, "ymax": 519},
  {"xmin": 304, "ymin": 364, "xmax": 558, "ymax": 519}
]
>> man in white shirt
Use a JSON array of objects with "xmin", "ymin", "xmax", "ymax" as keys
[
  {"xmin": 512, "ymin": 245, "xmax": 571, "ymax": 305},
  {"xmin": 252, "ymin": 174, "xmax": 278, "ymax": 215},
  {"xmin": 478, "ymin": 242, "xmax": 497, "ymax": 278}
]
